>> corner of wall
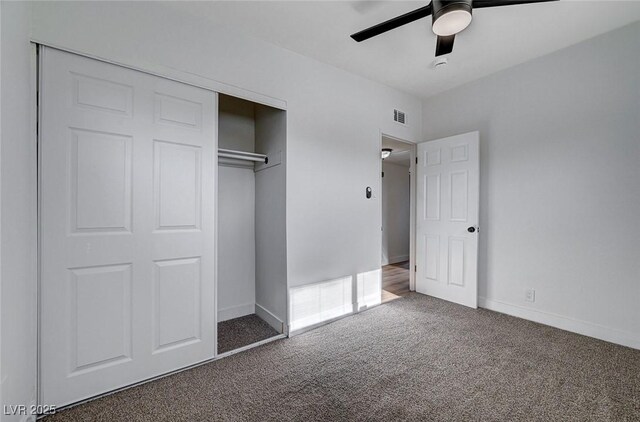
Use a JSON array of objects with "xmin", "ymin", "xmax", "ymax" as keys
[{"xmin": 1, "ymin": 0, "xmax": 39, "ymax": 416}]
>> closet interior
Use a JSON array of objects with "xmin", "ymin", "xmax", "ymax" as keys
[{"xmin": 217, "ymin": 94, "xmax": 287, "ymax": 354}]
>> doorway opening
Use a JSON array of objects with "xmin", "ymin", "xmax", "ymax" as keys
[
  {"xmin": 216, "ymin": 94, "xmax": 288, "ymax": 354},
  {"xmin": 380, "ymin": 135, "xmax": 415, "ymax": 303}
]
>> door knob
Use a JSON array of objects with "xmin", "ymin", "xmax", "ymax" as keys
[{"xmin": 467, "ymin": 226, "xmax": 476, "ymax": 233}]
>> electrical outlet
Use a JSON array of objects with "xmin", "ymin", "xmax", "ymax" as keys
[{"xmin": 525, "ymin": 288, "xmax": 536, "ymax": 303}]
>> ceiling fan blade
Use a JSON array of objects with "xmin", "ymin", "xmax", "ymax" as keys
[
  {"xmin": 350, "ymin": 4, "xmax": 432, "ymax": 42},
  {"xmin": 473, "ymin": 0, "xmax": 558, "ymax": 9},
  {"xmin": 435, "ymin": 35, "xmax": 455, "ymax": 56}
]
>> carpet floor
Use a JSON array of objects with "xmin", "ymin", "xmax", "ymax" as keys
[
  {"xmin": 45, "ymin": 293, "xmax": 640, "ymax": 422},
  {"xmin": 218, "ymin": 314, "xmax": 280, "ymax": 354}
]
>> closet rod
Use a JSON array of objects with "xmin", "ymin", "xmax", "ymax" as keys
[{"xmin": 218, "ymin": 148, "xmax": 267, "ymax": 163}]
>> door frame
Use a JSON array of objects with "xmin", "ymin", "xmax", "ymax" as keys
[
  {"xmin": 379, "ymin": 133, "xmax": 417, "ymax": 292},
  {"xmin": 33, "ymin": 43, "xmax": 289, "ymax": 409},
  {"xmin": 30, "ymin": 39, "xmax": 288, "ymax": 111}
]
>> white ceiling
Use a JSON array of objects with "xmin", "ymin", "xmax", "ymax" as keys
[
  {"xmin": 382, "ymin": 135, "xmax": 413, "ymax": 151},
  {"xmin": 171, "ymin": 1, "xmax": 640, "ymax": 99},
  {"xmin": 384, "ymin": 150, "xmax": 412, "ymax": 166},
  {"xmin": 382, "ymin": 135, "xmax": 412, "ymax": 166}
]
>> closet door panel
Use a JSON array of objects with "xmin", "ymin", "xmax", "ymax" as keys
[{"xmin": 39, "ymin": 47, "xmax": 216, "ymax": 407}]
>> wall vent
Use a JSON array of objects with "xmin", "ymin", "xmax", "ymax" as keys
[{"xmin": 394, "ymin": 109, "xmax": 406, "ymax": 125}]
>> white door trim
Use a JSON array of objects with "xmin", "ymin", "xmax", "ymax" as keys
[{"xmin": 30, "ymin": 39, "xmax": 288, "ymax": 111}]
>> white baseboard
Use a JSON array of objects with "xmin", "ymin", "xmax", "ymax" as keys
[
  {"xmin": 479, "ymin": 297, "xmax": 640, "ymax": 350},
  {"xmin": 382, "ymin": 254, "xmax": 410, "ymax": 266},
  {"xmin": 255, "ymin": 303, "xmax": 284, "ymax": 334},
  {"xmin": 388, "ymin": 254, "xmax": 409, "ymax": 264},
  {"xmin": 289, "ymin": 307, "xmax": 356, "ymax": 337},
  {"xmin": 218, "ymin": 302, "xmax": 255, "ymax": 322}
]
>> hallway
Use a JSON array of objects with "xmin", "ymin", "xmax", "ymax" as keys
[{"xmin": 381, "ymin": 261, "xmax": 410, "ymax": 303}]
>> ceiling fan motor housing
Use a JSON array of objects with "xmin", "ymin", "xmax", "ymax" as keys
[{"xmin": 432, "ymin": 0, "xmax": 473, "ymax": 34}]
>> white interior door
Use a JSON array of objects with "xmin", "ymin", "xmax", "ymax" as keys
[
  {"xmin": 39, "ymin": 48, "xmax": 216, "ymax": 406},
  {"xmin": 416, "ymin": 132, "xmax": 479, "ymax": 308}
]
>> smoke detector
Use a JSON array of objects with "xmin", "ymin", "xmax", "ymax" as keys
[{"xmin": 432, "ymin": 57, "xmax": 448, "ymax": 69}]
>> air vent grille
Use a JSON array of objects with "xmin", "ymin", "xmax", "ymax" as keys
[{"xmin": 394, "ymin": 109, "xmax": 406, "ymax": 125}]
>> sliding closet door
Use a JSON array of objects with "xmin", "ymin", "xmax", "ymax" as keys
[{"xmin": 39, "ymin": 47, "xmax": 216, "ymax": 406}]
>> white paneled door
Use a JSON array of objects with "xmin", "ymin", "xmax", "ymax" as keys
[
  {"xmin": 416, "ymin": 132, "xmax": 479, "ymax": 308},
  {"xmin": 39, "ymin": 48, "xmax": 216, "ymax": 406}
]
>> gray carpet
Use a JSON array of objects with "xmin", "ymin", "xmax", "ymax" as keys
[
  {"xmin": 45, "ymin": 293, "xmax": 640, "ymax": 421},
  {"xmin": 218, "ymin": 314, "xmax": 280, "ymax": 354}
]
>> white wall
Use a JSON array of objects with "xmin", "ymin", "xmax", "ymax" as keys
[
  {"xmin": 28, "ymin": 2, "xmax": 422, "ymax": 289},
  {"xmin": 422, "ymin": 23, "xmax": 640, "ymax": 349},
  {"xmin": 0, "ymin": 1, "xmax": 38, "ymax": 420},
  {"xmin": 0, "ymin": 1, "xmax": 422, "ymax": 411},
  {"xmin": 218, "ymin": 167, "xmax": 256, "ymax": 321},
  {"xmin": 217, "ymin": 96, "xmax": 257, "ymax": 321},
  {"xmin": 255, "ymin": 105, "xmax": 287, "ymax": 327},
  {"xmin": 381, "ymin": 161, "xmax": 410, "ymax": 266},
  {"xmin": 218, "ymin": 95, "xmax": 255, "ymax": 152}
]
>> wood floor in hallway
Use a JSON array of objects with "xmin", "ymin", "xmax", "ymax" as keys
[{"xmin": 382, "ymin": 260, "xmax": 410, "ymax": 303}]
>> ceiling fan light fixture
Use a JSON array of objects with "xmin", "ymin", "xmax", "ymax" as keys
[
  {"xmin": 381, "ymin": 148, "xmax": 393, "ymax": 159},
  {"xmin": 432, "ymin": 0, "xmax": 473, "ymax": 36}
]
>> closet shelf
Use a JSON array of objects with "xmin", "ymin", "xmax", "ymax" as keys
[{"xmin": 218, "ymin": 148, "xmax": 267, "ymax": 164}]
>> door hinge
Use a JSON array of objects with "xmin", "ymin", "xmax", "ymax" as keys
[
  {"xmin": 415, "ymin": 156, "xmax": 418, "ymax": 164},
  {"xmin": 414, "ymin": 265, "xmax": 417, "ymax": 272}
]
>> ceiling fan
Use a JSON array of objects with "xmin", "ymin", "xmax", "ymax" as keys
[{"xmin": 350, "ymin": 0, "xmax": 558, "ymax": 57}]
